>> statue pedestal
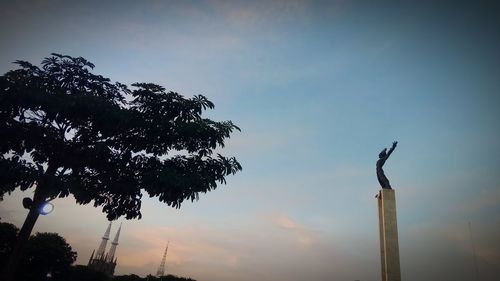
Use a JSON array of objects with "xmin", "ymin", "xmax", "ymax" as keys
[{"xmin": 377, "ymin": 188, "xmax": 401, "ymax": 281}]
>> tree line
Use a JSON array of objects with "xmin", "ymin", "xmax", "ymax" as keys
[{"xmin": 0, "ymin": 221, "xmax": 196, "ymax": 281}]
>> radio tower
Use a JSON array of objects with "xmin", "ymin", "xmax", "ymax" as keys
[{"xmin": 156, "ymin": 241, "xmax": 169, "ymax": 277}]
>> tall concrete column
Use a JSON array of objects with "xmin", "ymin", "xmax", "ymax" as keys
[{"xmin": 377, "ymin": 188, "xmax": 401, "ymax": 281}]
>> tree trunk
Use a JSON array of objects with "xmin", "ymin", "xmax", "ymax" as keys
[{"xmin": 1, "ymin": 187, "xmax": 47, "ymax": 281}]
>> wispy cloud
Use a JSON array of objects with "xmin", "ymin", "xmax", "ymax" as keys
[
  {"xmin": 453, "ymin": 188, "xmax": 500, "ymax": 214},
  {"xmin": 274, "ymin": 214, "xmax": 315, "ymax": 247},
  {"xmin": 116, "ymin": 223, "xmax": 250, "ymax": 276},
  {"xmin": 208, "ymin": 0, "xmax": 312, "ymax": 29}
]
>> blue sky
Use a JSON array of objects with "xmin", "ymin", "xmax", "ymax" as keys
[{"xmin": 1, "ymin": 1, "xmax": 500, "ymax": 281}]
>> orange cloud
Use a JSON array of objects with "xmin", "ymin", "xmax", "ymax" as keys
[
  {"xmin": 276, "ymin": 214, "xmax": 299, "ymax": 229},
  {"xmin": 273, "ymin": 214, "xmax": 314, "ymax": 247},
  {"xmin": 117, "ymin": 224, "xmax": 245, "ymax": 275}
]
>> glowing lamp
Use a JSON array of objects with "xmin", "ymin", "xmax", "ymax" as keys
[
  {"xmin": 39, "ymin": 202, "xmax": 54, "ymax": 215},
  {"xmin": 22, "ymin": 197, "xmax": 54, "ymax": 215}
]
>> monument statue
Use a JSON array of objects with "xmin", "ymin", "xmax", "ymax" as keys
[{"xmin": 376, "ymin": 141, "xmax": 397, "ymax": 189}]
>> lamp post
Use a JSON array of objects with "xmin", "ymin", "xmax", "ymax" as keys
[
  {"xmin": 1, "ymin": 196, "xmax": 55, "ymax": 281},
  {"xmin": 22, "ymin": 197, "xmax": 55, "ymax": 215}
]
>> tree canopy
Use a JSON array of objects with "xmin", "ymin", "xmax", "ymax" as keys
[
  {"xmin": 0, "ymin": 221, "xmax": 76, "ymax": 281},
  {"xmin": 0, "ymin": 222, "xmax": 18, "ymax": 265},
  {"xmin": 67, "ymin": 265, "xmax": 110, "ymax": 281},
  {"xmin": 21, "ymin": 232, "xmax": 77, "ymax": 281},
  {"xmin": 0, "ymin": 53, "xmax": 242, "ymax": 220}
]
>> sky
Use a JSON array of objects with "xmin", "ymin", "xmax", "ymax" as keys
[{"xmin": 1, "ymin": 0, "xmax": 500, "ymax": 280}]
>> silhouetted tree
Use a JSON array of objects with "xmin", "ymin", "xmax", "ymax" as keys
[
  {"xmin": 0, "ymin": 221, "xmax": 76, "ymax": 281},
  {"xmin": 159, "ymin": 274, "xmax": 196, "ymax": 281},
  {"xmin": 0, "ymin": 53, "xmax": 241, "ymax": 281},
  {"xmin": 114, "ymin": 274, "xmax": 196, "ymax": 281},
  {"xmin": 0, "ymin": 222, "xmax": 18, "ymax": 265},
  {"xmin": 67, "ymin": 265, "xmax": 111, "ymax": 281},
  {"xmin": 114, "ymin": 274, "xmax": 143, "ymax": 281},
  {"xmin": 20, "ymin": 232, "xmax": 77, "ymax": 281},
  {"xmin": 69, "ymin": 265, "xmax": 110, "ymax": 281}
]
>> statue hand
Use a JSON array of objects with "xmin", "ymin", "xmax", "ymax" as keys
[{"xmin": 392, "ymin": 141, "xmax": 398, "ymax": 147}]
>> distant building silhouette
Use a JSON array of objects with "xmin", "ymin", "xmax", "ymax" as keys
[
  {"xmin": 88, "ymin": 222, "xmax": 122, "ymax": 276},
  {"xmin": 156, "ymin": 241, "xmax": 169, "ymax": 277}
]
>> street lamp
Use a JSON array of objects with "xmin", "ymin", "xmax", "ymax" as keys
[
  {"xmin": 39, "ymin": 202, "xmax": 54, "ymax": 215},
  {"xmin": 22, "ymin": 197, "xmax": 54, "ymax": 215}
]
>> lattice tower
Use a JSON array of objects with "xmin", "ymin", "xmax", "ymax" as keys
[{"xmin": 156, "ymin": 241, "xmax": 169, "ymax": 277}]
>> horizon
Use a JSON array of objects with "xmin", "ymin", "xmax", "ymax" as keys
[{"xmin": 1, "ymin": 1, "xmax": 500, "ymax": 281}]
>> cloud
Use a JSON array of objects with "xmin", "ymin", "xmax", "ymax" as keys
[
  {"xmin": 208, "ymin": 0, "xmax": 312, "ymax": 29},
  {"xmin": 274, "ymin": 214, "xmax": 314, "ymax": 247},
  {"xmin": 276, "ymin": 214, "xmax": 299, "ymax": 229},
  {"xmin": 114, "ymin": 223, "xmax": 249, "ymax": 277},
  {"xmin": 453, "ymin": 188, "xmax": 500, "ymax": 214}
]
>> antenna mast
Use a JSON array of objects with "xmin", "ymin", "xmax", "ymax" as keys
[
  {"xmin": 156, "ymin": 241, "xmax": 169, "ymax": 277},
  {"xmin": 468, "ymin": 222, "xmax": 479, "ymax": 281}
]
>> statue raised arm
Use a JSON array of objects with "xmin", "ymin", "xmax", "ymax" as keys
[{"xmin": 376, "ymin": 141, "xmax": 397, "ymax": 189}]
